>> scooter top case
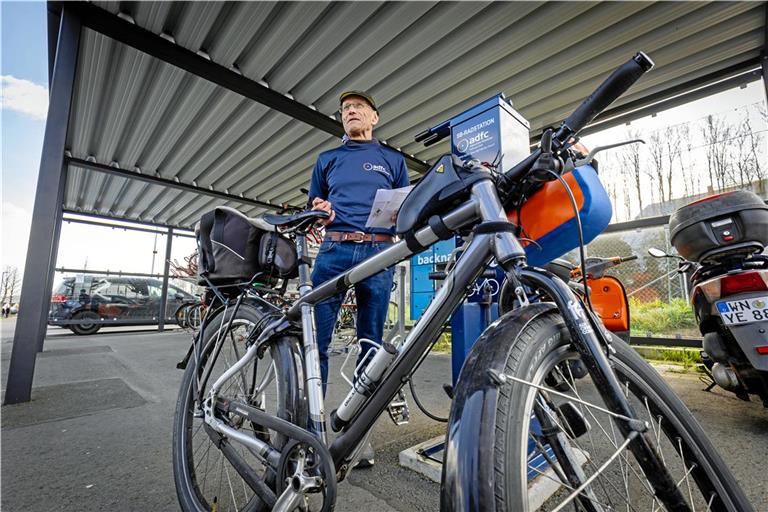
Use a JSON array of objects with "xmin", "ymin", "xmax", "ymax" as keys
[{"xmin": 669, "ymin": 190, "xmax": 768, "ymax": 264}]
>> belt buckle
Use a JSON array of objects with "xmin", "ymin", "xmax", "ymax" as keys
[{"xmin": 351, "ymin": 231, "xmax": 366, "ymax": 243}]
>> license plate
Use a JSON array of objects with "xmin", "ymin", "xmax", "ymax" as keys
[{"xmin": 716, "ymin": 296, "xmax": 768, "ymax": 325}]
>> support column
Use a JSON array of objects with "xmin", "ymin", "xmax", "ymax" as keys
[
  {"xmin": 157, "ymin": 228, "xmax": 173, "ymax": 332},
  {"xmin": 37, "ymin": 163, "xmax": 69, "ymax": 352},
  {"xmin": 763, "ymin": 2, "xmax": 768, "ymax": 107},
  {"xmin": 4, "ymin": 7, "xmax": 81, "ymax": 405}
]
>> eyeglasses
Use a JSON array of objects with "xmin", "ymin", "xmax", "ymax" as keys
[{"xmin": 340, "ymin": 102, "xmax": 371, "ymax": 113}]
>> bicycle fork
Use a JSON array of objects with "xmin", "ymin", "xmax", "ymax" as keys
[
  {"xmin": 475, "ymin": 178, "xmax": 690, "ymax": 511},
  {"xmin": 513, "ymin": 265, "xmax": 691, "ymax": 511}
]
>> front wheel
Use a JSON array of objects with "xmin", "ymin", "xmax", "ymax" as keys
[{"xmin": 492, "ymin": 311, "xmax": 752, "ymax": 511}]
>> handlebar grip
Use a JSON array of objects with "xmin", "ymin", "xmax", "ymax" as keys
[{"xmin": 559, "ymin": 52, "xmax": 654, "ymax": 141}]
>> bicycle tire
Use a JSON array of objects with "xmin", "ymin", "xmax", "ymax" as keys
[
  {"xmin": 187, "ymin": 303, "xmax": 204, "ymax": 330},
  {"xmin": 490, "ymin": 311, "xmax": 752, "ymax": 511},
  {"xmin": 174, "ymin": 303, "xmax": 188, "ymax": 329},
  {"xmin": 172, "ymin": 300, "xmax": 306, "ymax": 512}
]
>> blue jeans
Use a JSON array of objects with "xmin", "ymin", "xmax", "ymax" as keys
[{"xmin": 311, "ymin": 240, "xmax": 394, "ymax": 391}]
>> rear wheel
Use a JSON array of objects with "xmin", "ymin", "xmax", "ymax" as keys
[
  {"xmin": 492, "ymin": 312, "xmax": 752, "ymax": 511},
  {"xmin": 172, "ymin": 302, "xmax": 305, "ymax": 511}
]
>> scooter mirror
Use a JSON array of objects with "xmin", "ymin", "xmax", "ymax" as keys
[{"xmin": 648, "ymin": 247, "xmax": 668, "ymax": 258}]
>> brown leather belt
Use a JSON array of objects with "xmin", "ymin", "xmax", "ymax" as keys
[{"xmin": 325, "ymin": 231, "xmax": 394, "ymax": 243}]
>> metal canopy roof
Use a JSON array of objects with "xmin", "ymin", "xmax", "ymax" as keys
[{"xmin": 53, "ymin": 1, "xmax": 766, "ymax": 230}]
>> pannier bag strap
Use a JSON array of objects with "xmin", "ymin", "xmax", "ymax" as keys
[
  {"xmin": 428, "ymin": 215, "xmax": 453, "ymax": 240},
  {"xmin": 474, "ymin": 222, "xmax": 517, "ymax": 235},
  {"xmin": 198, "ymin": 210, "xmax": 216, "ymax": 273},
  {"xmin": 264, "ymin": 231, "xmax": 278, "ymax": 281}
]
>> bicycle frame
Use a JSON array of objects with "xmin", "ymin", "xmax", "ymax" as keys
[{"xmin": 204, "ymin": 172, "xmax": 686, "ymax": 510}]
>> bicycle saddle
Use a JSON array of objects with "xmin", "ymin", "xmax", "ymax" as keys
[{"xmin": 262, "ymin": 210, "xmax": 329, "ymax": 227}]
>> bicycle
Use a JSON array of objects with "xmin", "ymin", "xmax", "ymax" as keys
[
  {"xmin": 331, "ymin": 280, "xmax": 401, "ymax": 353},
  {"xmin": 172, "ymin": 53, "xmax": 752, "ymax": 512},
  {"xmin": 174, "ymin": 300, "xmax": 206, "ymax": 331}
]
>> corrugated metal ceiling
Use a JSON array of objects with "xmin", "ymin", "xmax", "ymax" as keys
[{"xmin": 60, "ymin": 1, "xmax": 766, "ymax": 229}]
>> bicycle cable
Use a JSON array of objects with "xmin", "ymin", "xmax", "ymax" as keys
[
  {"xmin": 403, "ymin": 318, "xmax": 451, "ymax": 423},
  {"xmin": 539, "ymin": 167, "xmax": 594, "ymax": 312}
]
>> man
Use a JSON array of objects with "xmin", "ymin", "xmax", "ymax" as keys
[{"xmin": 309, "ymin": 91, "xmax": 409, "ymax": 467}]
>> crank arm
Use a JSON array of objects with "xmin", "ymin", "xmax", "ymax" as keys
[{"xmin": 214, "ymin": 397, "xmax": 338, "ymax": 509}]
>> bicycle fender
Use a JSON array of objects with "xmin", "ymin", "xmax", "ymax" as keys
[{"xmin": 440, "ymin": 302, "xmax": 557, "ymax": 512}]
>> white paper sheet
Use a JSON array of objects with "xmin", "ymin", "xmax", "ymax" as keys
[{"xmin": 365, "ymin": 185, "xmax": 414, "ymax": 228}]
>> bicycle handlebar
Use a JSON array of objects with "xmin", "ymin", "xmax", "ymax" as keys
[
  {"xmin": 502, "ymin": 52, "xmax": 653, "ymax": 184},
  {"xmin": 554, "ymin": 52, "xmax": 654, "ymax": 145}
]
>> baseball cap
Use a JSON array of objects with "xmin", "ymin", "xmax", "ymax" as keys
[{"xmin": 339, "ymin": 90, "xmax": 377, "ymax": 112}]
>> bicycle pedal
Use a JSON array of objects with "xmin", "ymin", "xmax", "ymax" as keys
[{"xmin": 386, "ymin": 390, "xmax": 410, "ymax": 425}]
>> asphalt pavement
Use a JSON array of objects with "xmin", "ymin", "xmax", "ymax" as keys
[{"xmin": 1, "ymin": 318, "xmax": 766, "ymax": 511}]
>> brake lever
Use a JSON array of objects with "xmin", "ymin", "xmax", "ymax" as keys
[{"xmin": 573, "ymin": 139, "xmax": 645, "ymax": 167}]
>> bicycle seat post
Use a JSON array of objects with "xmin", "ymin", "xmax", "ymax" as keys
[{"xmin": 294, "ymin": 230, "xmax": 329, "ymax": 444}]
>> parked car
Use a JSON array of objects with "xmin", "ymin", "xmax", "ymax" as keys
[{"xmin": 48, "ymin": 275, "xmax": 195, "ymax": 335}]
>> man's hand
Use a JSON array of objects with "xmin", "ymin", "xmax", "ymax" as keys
[
  {"xmin": 312, "ymin": 197, "xmax": 336, "ymax": 226},
  {"xmin": 568, "ymin": 138, "xmax": 589, "ymax": 156}
]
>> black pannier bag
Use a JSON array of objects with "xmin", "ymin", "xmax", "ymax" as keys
[{"xmin": 196, "ymin": 206, "xmax": 298, "ymax": 286}]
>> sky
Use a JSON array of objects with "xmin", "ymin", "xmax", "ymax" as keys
[{"xmin": 1, "ymin": 1, "xmax": 766, "ymax": 284}]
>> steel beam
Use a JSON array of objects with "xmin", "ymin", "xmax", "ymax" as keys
[
  {"xmin": 67, "ymin": 2, "xmax": 429, "ymax": 174},
  {"xmin": 579, "ymin": 69, "xmax": 762, "ymax": 139},
  {"xmin": 603, "ymin": 215, "xmax": 670, "ymax": 234},
  {"xmin": 157, "ymin": 228, "xmax": 173, "ymax": 332},
  {"xmin": 762, "ymin": 2, "xmax": 768, "ymax": 107},
  {"xmin": 531, "ymin": 58, "xmax": 762, "ymax": 144},
  {"xmin": 5, "ymin": 7, "xmax": 81, "ymax": 404},
  {"xmin": 67, "ymin": 157, "xmax": 286, "ymax": 211},
  {"xmin": 55, "ymin": 268, "xmax": 170, "ymax": 278},
  {"xmin": 62, "ymin": 215, "xmax": 195, "ymax": 238},
  {"xmin": 46, "ymin": 2, "xmax": 62, "ymax": 86},
  {"xmin": 63, "ymin": 209, "xmax": 195, "ymax": 234},
  {"xmin": 629, "ymin": 336, "xmax": 702, "ymax": 349}
]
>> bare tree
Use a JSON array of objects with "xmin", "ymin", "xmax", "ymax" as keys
[
  {"xmin": 621, "ymin": 166, "xmax": 632, "ymax": 221},
  {"xmin": 744, "ymin": 113, "xmax": 765, "ymax": 183},
  {"xmin": 620, "ymin": 128, "xmax": 644, "ymax": 215},
  {"xmin": 678, "ymin": 124, "xmax": 697, "ymax": 196},
  {"xmin": 732, "ymin": 116, "xmax": 754, "ymax": 188},
  {"xmin": 664, "ymin": 126, "xmax": 681, "ymax": 201},
  {"xmin": 1, "ymin": 266, "xmax": 21, "ymax": 304},
  {"xmin": 648, "ymin": 131, "xmax": 666, "ymax": 204},
  {"xmin": 701, "ymin": 114, "xmax": 732, "ymax": 192}
]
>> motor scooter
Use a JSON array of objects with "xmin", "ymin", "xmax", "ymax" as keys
[{"xmin": 650, "ymin": 189, "xmax": 768, "ymax": 406}]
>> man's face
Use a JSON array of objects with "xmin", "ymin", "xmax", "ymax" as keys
[{"xmin": 340, "ymin": 96, "xmax": 379, "ymax": 138}]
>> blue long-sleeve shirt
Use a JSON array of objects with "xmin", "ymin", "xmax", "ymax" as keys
[{"xmin": 309, "ymin": 139, "xmax": 410, "ymax": 235}]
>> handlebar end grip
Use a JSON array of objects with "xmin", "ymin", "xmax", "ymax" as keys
[
  {"xmin": 634, "ymin": 52, "xmax": 654, "ymax": 72},
  {"xmin": 414, "ymin": 129, "xmax": 430, "ymax": 142}
]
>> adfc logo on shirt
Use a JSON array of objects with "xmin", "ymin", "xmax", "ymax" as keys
[{"xmin": 362, "ymin": 162, "xmax": 391, "ymax": 177}]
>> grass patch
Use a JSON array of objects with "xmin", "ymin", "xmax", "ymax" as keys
[
  {"xmin": 629, "ymin": 298, "xmax": 697, "ymax": 337},
  {"xmin": 432, "ymin": 332, "xmax": 451, "ymax": 353}
]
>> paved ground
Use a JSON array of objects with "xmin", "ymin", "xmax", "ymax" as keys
[{"xmin": 1, "ymin": 318, "xmax": 766, "ymax": 511}]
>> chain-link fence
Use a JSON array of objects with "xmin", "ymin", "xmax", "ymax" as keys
[{"xmin": 564, "ymin": 224, "xmax": 700, "ymax": 339}]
